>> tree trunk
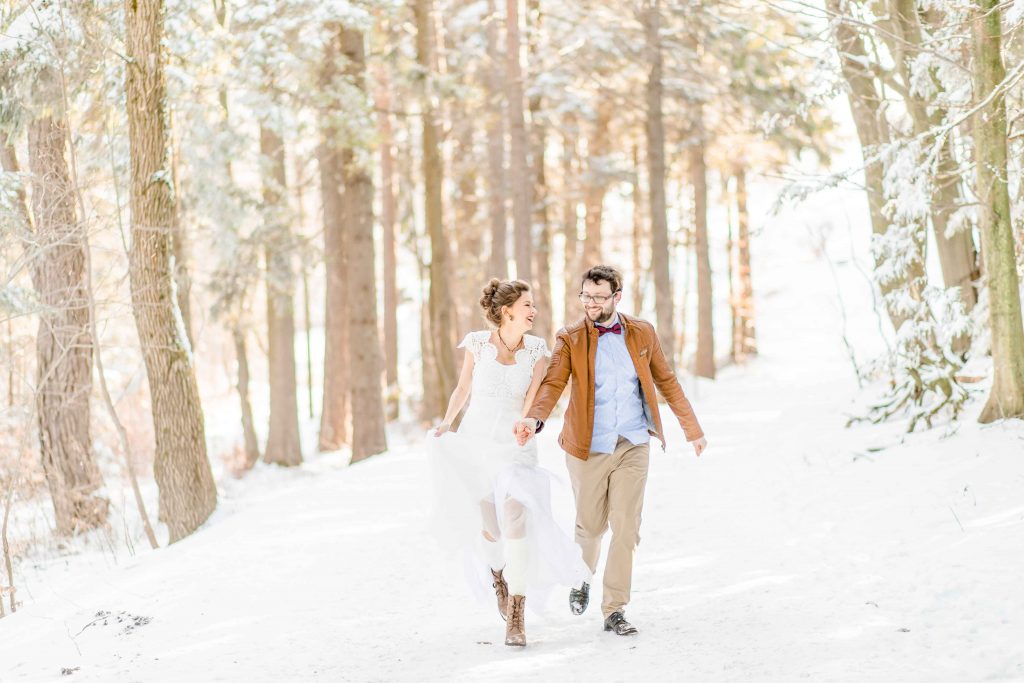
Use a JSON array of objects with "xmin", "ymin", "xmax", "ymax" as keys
[
  {"xmin": 888, "ymin": 0, "xmax": 978, "ymax": 343},
  {"xmin": 292, "ymin": 154, "xmax": 314, "ymax": 420},
  {"xmin": 260, "ymin": 126, "xmax": 302, "ymax": 467},
  {"xmin": 506, "ymin": 0, "xmax": 532, "ymax": 282},
  {"xmin": 454, "ymin": 119, "xmax": 483, "ymax": 329},
  {"xmin": 971, "ymin": 0, "xmax": 1024, "ymax": 422},
  {"xmin": 485, "ymin": 0, "xmax": 508, "ymax": 279},
  {"xmin": 527, "ymin": 0, "xmax": 552, "ymax": 341},
  {"xmin": 691, "ymin": 106, "xmax": 715, "ymax": 379},
  {"xmin": 375, "ymin": 65, "xmax": 400, "ymax": 420},
  {"xmin": 415, "ymin": 0, "xmax": 458, "ymax": 417},
  {"xmin": 645, "ymin": 0, "xmax": 674, "ymax": 367},
  {"xmin": 232, "ymin": 325, "xmax": 260, "ymax": 467},
  {"xmin": 124, "ymin": 0, "xmax": 216, "ymax": 542},
  {"xmin": 318, "ymin": 28, "xmax": 351, "ymax": 450},
  {"xmin": 532, "ymin": 176, "xmax": 553, "ymax": 340},
  {"xmin": 631, "ymin": 144, "xmax": 645, "ymax": 315},
  {"xmin": 583, "ymin": 98, "xmax": 611, "ymax": 266},
  {"xmin": 26, "ymin": 117, "xmax": 108, "ymax": 535},
  {"xmin": 828, "ymin": 0, "xmax": 912, "ymax": 332},
  {"xmin": 932, "ymin": 136, "xmax": 978, "ymax": 316},
  {"xmin": 301, "ymin": 263, "xmax": 314, "ymax": 419},
  {"xmin": 168, "ymin": 127, "xmax": 193, "ymax": 348},
  {"xmin": 341, "ymin": 27, "xmax": 388, "ymax": 462},
  {"xmin": 211, "ymin": 1, "xmax": 260, "ymax": 462},
  {"xmin": 562, "ymin": 126, "xmax": 580, "ymax": 323},
  {"xmin": 735, "ymin": 166, "xmax": 756, "ymax": 356},
  {"xmin": 420, "ymin": 285, "xmax": 440, "ymax": 422},
  {"xmin": 726, "ymin": 173, "xmax": 739, "ymax": 362}
]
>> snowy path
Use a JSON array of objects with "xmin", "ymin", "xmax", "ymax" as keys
[{"xmin": 3, "ymin": 249, "xmax": 1023, "ymax": 682}]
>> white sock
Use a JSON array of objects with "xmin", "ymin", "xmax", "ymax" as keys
[
  {"xmin": 479, "ymin": 535, "xmax": 505, "ymax": 571},
  {"xmin": 504, "ymin": 538, "xmax": 529, "ymax": 596}
]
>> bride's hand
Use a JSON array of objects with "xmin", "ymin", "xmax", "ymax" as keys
[{"xmin": 434, "ymin": 422, "xmax": 451, "ymax": 437}]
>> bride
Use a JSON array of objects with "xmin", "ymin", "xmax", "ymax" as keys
[{"xmin": 430, "ymin": 278, "xmax": 590, "ymax": 647}]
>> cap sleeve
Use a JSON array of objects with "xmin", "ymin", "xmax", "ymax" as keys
[
  {"xmin": 525, "ymin": 335, "xmax": 550, "ymax": 368},
  {"xmin": 457, "ymin": 330, "xmax": 486, "ymax": 361}
]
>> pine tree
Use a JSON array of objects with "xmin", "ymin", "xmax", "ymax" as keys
[{"xmin": 124, "ymin": 0, "xmax": 216, "ymax": 542}]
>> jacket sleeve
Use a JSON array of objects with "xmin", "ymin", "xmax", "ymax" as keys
[
  {"xmin": 648, "ymin": 326, "xmax": 704, "ymax": 442},
  {"xmin": 526, "ymin": 330, "xmax": 572, "ymax": 423}
]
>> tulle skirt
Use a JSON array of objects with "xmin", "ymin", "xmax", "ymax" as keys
[{"xmin": 428, "ymin": 396, "xmax": 590, "ymax": 611}]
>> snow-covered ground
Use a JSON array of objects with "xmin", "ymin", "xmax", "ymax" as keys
[{"xmin": 3, "ymin": 188, "xmax": 1024, "ymax": 682}]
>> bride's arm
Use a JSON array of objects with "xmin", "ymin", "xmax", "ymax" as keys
[
  {"xmin": 435, "ymin": 350, "xmax": 475, "ymax": 436},
  {"xmin": 521, "ymin": 357, "xmax": 549, "ymax": 418}
]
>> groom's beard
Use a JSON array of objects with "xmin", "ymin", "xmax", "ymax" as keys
[{"xmin": 588, "ymin": 307, "xmax": 616, "ymax": 324}]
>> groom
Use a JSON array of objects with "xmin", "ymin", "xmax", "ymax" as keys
[{"xmin": 515, "ymin": 265, "xmax": 707, "ymax": 635}]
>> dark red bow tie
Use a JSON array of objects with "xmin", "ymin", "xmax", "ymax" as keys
[{"xmin": 597, "ymin": 322, "xmax": 622, "ymax": 336}]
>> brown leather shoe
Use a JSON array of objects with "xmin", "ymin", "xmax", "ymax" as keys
[
  {"xmin": 505, "ymin": 595, "xmax": 526, "ymax": 646},
  {"xmin": 491, "ymin": 569, "xmax": 509, "ymax": 621}
]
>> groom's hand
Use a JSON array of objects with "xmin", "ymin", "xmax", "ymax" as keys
[{"xmin": 691, "ymin": 436, "xmax": 707, "ymax": 457}]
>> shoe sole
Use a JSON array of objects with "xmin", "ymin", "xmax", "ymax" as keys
[{"xmin": 604, "ymin": 626, "xmax": 639, "ymax": 635}]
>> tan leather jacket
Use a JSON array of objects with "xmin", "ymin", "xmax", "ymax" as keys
[{"xmin": 526, "ymin": 313, "xmax": 704, "ymax": 460}]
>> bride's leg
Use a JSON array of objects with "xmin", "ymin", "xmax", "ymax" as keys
[
  {"xmin": 503, "ymin": 498, "xmax": 529, "ymax": 646},
  {"xmin": 481, "ymin": 497, "xmax": 510, "ymax": 620},
  {"xmin": 479, "ymin": 498, "xmax": 504, "ymax": 570},
  {"xmin": 502, "ymin": 498, "xmax": 529, "ymax": 596}
]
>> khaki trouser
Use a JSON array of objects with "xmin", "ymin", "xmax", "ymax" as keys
[{"xmin": 566, "ymin": 436, "xmax": 650, "ymax": 618}]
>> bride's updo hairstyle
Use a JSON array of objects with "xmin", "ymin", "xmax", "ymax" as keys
[{"xmin": 480, "ymin": 278, "xmax": 530, "ymax": 326}]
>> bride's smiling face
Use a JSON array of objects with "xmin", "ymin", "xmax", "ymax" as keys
[{"xmin": 503, "ymin": 292, "xmax": 537, "ymax": 331}]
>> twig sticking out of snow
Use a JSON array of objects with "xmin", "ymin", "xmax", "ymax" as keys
[
  {"xmin": 948, "ymin": 506, "xmax": 965, "ymax": 533},
  {"xmin": 1, "ymin": 476, "xmax": 16, "ymax": 616}
]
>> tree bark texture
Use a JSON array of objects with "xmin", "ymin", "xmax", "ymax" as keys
[
  {"xmin": 735, "ymin": 166, "xmax": 756, "ymax": 357},
  {"xmin": 375, "ymin": 66, "xmax": 400, "ymax": 420},
  {"xmin": 485, "ymin": 0, "xmax": 508, "ymax": 280},
  {"xmin": 507, "ymin": 0, "xmax": 532, "ymax": 282},
  {"xmin": 971, "ymin": 0, "xmax": 1024, "ymax": 421},
  {"xmin": 341, "ymin": 27, "xmax": 388, "ymax": 462},
  {"xmin": 583, "ymin": 98, "xmax": 612, "ymax": 266},
  {"xmin": 415, "ymin": 0, "xmax": 458, "ymax": 416},
  {"xmin": 259, "ymin": 126, "xmax": 302, "ymax": 466},
  {"xmin": 318, "ymin": 27, "xmax": 352, "ymax": 450},
  {"xmin": 691, "ymin": 105, "xmax": 715, "ymax": 379},
  {"xmin": 645, "ymin": 0, "xmax": 674, "ymax": 368},
  {"xmin": 26, "ymin": 117, "xmax": 108, "ymax": 535},
  {"xmin": 125, "ymin": 0, "xmax": 216, "ymax": 542}
]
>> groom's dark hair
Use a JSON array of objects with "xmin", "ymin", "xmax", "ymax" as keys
[{"xmin": 581, "ymin": 265, "xmax": 622, "ymax": 294}]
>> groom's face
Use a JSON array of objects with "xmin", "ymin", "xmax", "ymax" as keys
[{"xmin": 581, "ymin": 279, "xmax": 620, "ymax": 325}]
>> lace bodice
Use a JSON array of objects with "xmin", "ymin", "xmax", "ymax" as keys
[{"xmin": 458, "ymin": 331, "xmax": 550, "ymax": 401}]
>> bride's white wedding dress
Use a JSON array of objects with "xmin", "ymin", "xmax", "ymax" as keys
[{"xmin": 429, "ymin": 330, "xmax": 590, "ymax": 609}]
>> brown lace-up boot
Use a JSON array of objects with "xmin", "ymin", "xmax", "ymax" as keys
[
  {"xmin": 491, "ymin": 569, "xmax": 509, "ymax": 620},
  {"xmin": 505, "ymin": 595, "xmax": 526, "ymax": 646}
]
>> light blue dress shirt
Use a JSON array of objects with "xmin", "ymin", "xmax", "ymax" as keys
[{"xmin": 591, "ymin": 313, "xmax": 652, "ymax": 454}]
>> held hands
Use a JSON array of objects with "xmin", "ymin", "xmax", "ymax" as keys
[
  {"xmin": 513, "ymin": 419, "xmax": 536, "ymax": 446},
  {"xmin": 433, "ymin": 422, "xmax": 451, "ymax": 438},
  {"xmin": 692, "ymin": 436, "xmax": 707, "ymax": 456}
]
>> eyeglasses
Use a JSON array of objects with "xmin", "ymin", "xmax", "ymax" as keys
[{"xmin": 578, "ymin": 292, "xmax": 618, "ymax": 304}]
